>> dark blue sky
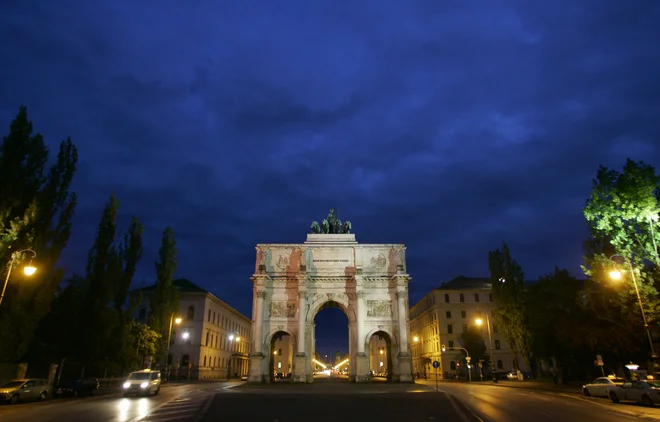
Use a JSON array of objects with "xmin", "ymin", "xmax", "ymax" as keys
[{"xmin": 1, "ymin": 1, "xmax": 659, "ymax": 355}]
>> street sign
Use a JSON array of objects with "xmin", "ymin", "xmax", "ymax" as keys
[
  {"xmin": 596, "ymin": 355, "xmax": 604, "ymax": 366},
  {"xmin": 432, "ymin": 361, "xmax": 440, "ymax": 369}
]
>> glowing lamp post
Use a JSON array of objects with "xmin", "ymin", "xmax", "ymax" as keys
[
  {"xmin": 1, "ymin": 249, "xmax": 38, "ymax": 307},
  {"xmin": 476, "ymin": 316, "xmax": 497, "ymax": 382},
  {"xmin": 609, "ymin": 254, "xmax": 656, "ymax": 360},
  {"xmin": 164, "ymin": 315, "xmax": 182, "ymax": 380}
]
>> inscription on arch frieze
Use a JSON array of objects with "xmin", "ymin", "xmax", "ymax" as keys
[
  {"xmin": 269, "ymin": 301, "xmax": 297, "ymax": 318},
  {"xmin": 366, "ymin": 300, "xmax": 393, "ymax": 317}
]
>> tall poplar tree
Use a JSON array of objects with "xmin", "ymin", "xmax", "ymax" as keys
[
  {"xmin": 0, "ymin": 106, "xmax": 78, "ymax": 361},
  {"xmin": 582, "ymin": 158, "xmax": 660, "ymax": 330},
  {"xmin": 150, "ymin": 227, "xmax": 179, "ymax": 363},
  {"xmin": 488, "ymin": 243, "xmax": 534, "ymax": 373},
  {"xmin": 81, "ymin": 194, "xmax": 121, "ymax": 366}
]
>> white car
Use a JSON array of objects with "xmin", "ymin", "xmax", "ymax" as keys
[
  {"xmin": 122, "ymin": 370, "xmax": 161, "ymax": 397},
  {"xmin": 583, "ymin": 376, "xmax": 625, "ymax": 397},
  {"xmin": 608, "ymin": 380, "xmax": 660, "ymax": 406}
]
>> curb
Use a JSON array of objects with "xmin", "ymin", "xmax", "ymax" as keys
[{"xmin": 554, "ymin": 392, "xmax": 660, "ymax": 420}]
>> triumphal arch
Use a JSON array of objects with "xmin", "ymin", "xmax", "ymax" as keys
[{"xmin": 248, "ymin": 209, "xmax": 413, "ymax": 383}]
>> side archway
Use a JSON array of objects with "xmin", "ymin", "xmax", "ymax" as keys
[{"xmin": 265, "ymin": 329, "xmax": 297, "ymax": 383}]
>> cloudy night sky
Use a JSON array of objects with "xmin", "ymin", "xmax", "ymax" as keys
[{"xmin": 1, "ymin": 1, "xmax": 659, "ymax": 357}]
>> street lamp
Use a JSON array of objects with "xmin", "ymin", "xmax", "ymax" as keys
[
  {"xmin": 165, "ymin": 314, "xmax": 182, "ymax": 381},
  {"xmin": 228, "ymin": 333, "xmax": 240, "ymax": 380},
  {"xmin": 609, "ymin": 254, "xmax": 657, "ymax": 360},
  {"xmin": 476, "ymin": 316, "xmax": 496, "ymax": 382},
  {"xmin": 1, "ymin": 249, "xmax": 38, "ymax": 307}
]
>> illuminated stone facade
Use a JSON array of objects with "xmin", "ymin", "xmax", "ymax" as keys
[{"xmin": 248, "ymin": 233, "xmax": 413, "ymax": 383}]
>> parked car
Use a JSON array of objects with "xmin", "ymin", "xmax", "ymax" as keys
[
  {"xmin": 122, "ymin": 369, "xmax": 161, "ymax": 397},
  {"xmin": 582, "ymin": 376, "xmax": 625, "ymax": 397},
  {"xmin": 608, "ymin": 380, "xmax": 660, "ymax": 406},
  {"xmin": 55, "ymin": 377, "xmax": 100, "ymax": 397},
  {"xmin": 0, "ymin": 379, "xmax": 51, "ymax": 404}
]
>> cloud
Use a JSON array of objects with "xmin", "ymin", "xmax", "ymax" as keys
[{"xmin": 1, "ymin": 0, "xmax": 659, "ymax": 318}]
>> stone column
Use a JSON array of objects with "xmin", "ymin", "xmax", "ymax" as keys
[
  {"xmin": 253, "ymin": 290, "xmax": 266, "ymax": 354},
  {"xmin": 293, "ymin": 290, "xmax": 307, "ymax": 382},
  {"xmin": 396, "ymin": 291, "xmax": 409, "ymax": 353},
  {"xmin": 297, "ymin": 290, "xmax": 306, "ymax": 354},
  {"xmin": 356, "ymin": 291, "xmax": 366, "ymax": 353},
  {"xmin": 354, "ymin": 290, "xmax": 369, "ymax": 382},
  {"xmin": 248, "ymin": 290, "xmax": 267, "ymax": 383}
]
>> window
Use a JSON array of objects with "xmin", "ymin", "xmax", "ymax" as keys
[
  {"xmin": 208, "ymin": 310, "xmax": 211, "ymax": 322},
  {"xmin": 495, "ymin": 340, "xmax": 501, "ymax": 350},
  {"xmin": 461, "ymin": 310, "xmax": 466, "ymax": 318},
  {"xmin": 447, "ymin": 324, "xmax": 453, "ymax": 334},
  {"xmin": 444, "ymin": 294, "xmax": 450, "ymax": 303},
  {"xmin": 445, "ymin": 311, "xmax": 451, "ymax": 318},
  {"xmin": 138, "ymin": 308, "xmax": 146, "ymax": 319},
  {"xmin": 187, "ymin": 306, "xmax": 195, "ymax": 320},
  {"xmin": 474, "ymin": 293, "xmax": 480, "ymax": 302},
  {"xmin": 448, "ymin": 340, "xmax": 455, "ymax": 348},
  {"xmin": 489, "ymin": 293, "xmax": 494, "ymax": 302},
  {"xmin": 278, "ymin": 348, "xmax": 283, "ymax": 356},
  {"xmin": 450, "ymin": 361, "xmax": 456, "ymax": 370},
  {"xmin": 182, "ymin": 354, "xmax": 190, "ymax": 366},
  {"xmin": 203, "ymin": 356, "xmax": 207, "ymax": 366},
  {"xmin": 205, "ymin": 331, "xmax": 210, "ymax": 346},
  {"xmin": 497, "ymin": 360, "xmax": 503, "ymax": 369},
  {"xmin": 459, "ymin": 293, "xmax": 464, "ymax": 303}
]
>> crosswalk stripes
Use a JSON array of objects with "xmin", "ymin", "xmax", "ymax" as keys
[{"xmin": 137, "ymin": 391, "xmax": 215, "ymax": 421}]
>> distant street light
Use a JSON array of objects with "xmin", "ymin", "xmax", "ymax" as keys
[
  {"xmin": 609, "ymin": 254, "xmax": 657, "ymax": 360},
  {"xmin": 165, "ymin": 314, "xmax": 182, "ymax": 381},
  {"xmin": 1, "ymin": 249, "xmax": 37, "ymax": 307},
  {"xmin": 476, "ymin": 316, "xmax": 497, "ymax": 382}
]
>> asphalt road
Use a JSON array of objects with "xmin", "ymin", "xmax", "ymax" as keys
[
  {"xmin": 3, "ymin": 377, "xmax": 660, "ymax": 422},
  {"xmin": 204, "ymin": 377, "xmax": 476, "ymax": 422},
  {"xmin": 0, "ymin": 381, "xmax": 236, "ymax": 422},
  {"xmin": 416, "ymin": 379, "xmax": 660, "ymax": 421}
]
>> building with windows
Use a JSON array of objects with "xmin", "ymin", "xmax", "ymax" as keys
[
  {"xmin": 133, "ymin": 278, "xmax": 251, "ymax": 380},
  {"xmin": 409, "ymin": 276, "xmax": 528, "ymax": 379},
  {"xmin": 273, "ymin": 334, "xmax": 294, "ymax": 376},
  {"xmin": 369, "ymin": 335, "xmax": 389, "ymax": 375}
]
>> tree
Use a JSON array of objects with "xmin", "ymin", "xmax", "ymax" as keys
[
  {"xmin": 488, "ymin": 243, "xmax": 534, "ymax": 374},
  {"xmin": 460, "ymin": 325, "xmax": 487, "ymax": 364},
  {"xmin": 0, "ymin": 106, "xmax": 78, "ymax": 362},
  {"xmin": 108, "ymin": 216, "xmax": 144, "ymax": 372},
  {"xmin": 582, "ymin": 159, "xmax": 660, "ymax": 358},
  {"xmin": 79, "ymin": 194, "xmax": 122, "ymax": 367},
  {"xmin": 150, "ymin": 227, "xmax": 179, "ymax": 363}
]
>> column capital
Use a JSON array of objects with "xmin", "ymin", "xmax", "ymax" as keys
[
  {"xmin": 298, "ymin": 290, "xmax": 308, "ymax": 299},
  {"xmin": 356, "ymin": 291, "xmax": 366, "ymax": 299},
  {"xmin": 255, "ymin": 291, "xmax": 267, "ymax": 299},
  {"xmin": 396, "ymin": 290, "xmax": 407, "ymax": 300}
]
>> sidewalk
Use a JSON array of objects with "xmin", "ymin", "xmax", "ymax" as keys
[{"xmin": 414, "ymin": 378, "xmax": 583, "ymax": 395}]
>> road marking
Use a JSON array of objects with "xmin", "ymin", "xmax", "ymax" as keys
[{"xmin": 128, "ymin": 392, "xmax": 215, "ymax": 422}]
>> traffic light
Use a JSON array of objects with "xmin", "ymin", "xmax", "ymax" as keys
[{"xmin": 441, "ymin": 344, "xmax": 446, "ymax": 352}]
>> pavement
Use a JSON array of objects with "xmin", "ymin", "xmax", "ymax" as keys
[{"xmin": 3, "ymin": 377, "xmax": 660, "ymax": 422}]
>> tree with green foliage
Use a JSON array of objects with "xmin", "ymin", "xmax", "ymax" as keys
[
  {"xmin": 108, "ymin": 216, "xmax": 144, "ymax": 372},
  {"xmin": 150, "ymin": 227, "xmax": 179, "ymax": 363},
  {"xmin": 80, "ymin": 194, "xmax": 122, "ymax": 366},
  {"xmin": 0, "ymin": 106, "xmax": 78, "ymax": 362},
  {"xmin": 488, "ymin": 243, "xmax": 534, "ymax": 374},
  {"xmin": 583, "ymin": 159, "xmax": 660, "ymax": 363}
]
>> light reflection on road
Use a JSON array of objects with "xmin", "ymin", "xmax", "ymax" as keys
[{"xmin": 116, "ymin": 397, "xmax": 152, "ymax": 421}]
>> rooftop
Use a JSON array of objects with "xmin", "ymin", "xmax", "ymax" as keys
[
  {"xmin": 132, "ymin": 278, "xmax": 208, "ymax": 294},
  {"xmin": 435, "ymin": 275, "xmax": 492, "ymax": 290}
]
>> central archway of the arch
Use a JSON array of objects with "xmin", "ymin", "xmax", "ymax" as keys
[{"xmin": 248, "ymin": 233, "xmax": 413, "ymax": 383}]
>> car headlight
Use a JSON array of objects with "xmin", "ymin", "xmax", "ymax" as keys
[
  {"xmin": 140, "ymin": 382, "xmax": 148, "ymax": 389},
  {"xmin": 123, "ymin": 382, "xmax": 130, "ymax": 389}
]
